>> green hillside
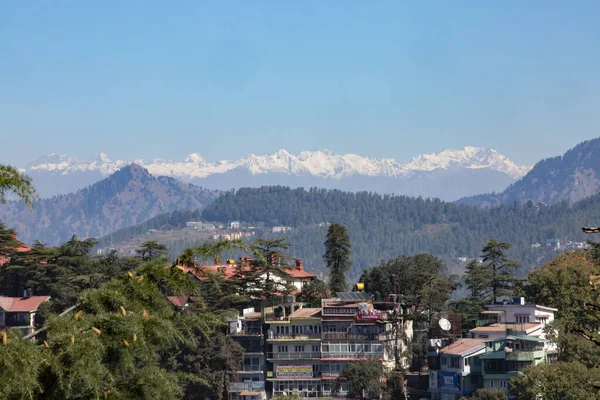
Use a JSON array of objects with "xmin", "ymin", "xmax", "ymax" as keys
[{"xmin": 201, "ymin": 186, "xmax": 600, "ymax": 278}]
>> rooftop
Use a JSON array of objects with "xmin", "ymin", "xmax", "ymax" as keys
[
  {"xmin": 440, "ymin": 338, "xmax": 486, "ymax": 356},
  {"xmin": 0, "ymin": 296, "xmax": 50, "ymax": 312},
  {"xmin": 289, "ymin": 308, "xmax": 321, "ymax": 319}
]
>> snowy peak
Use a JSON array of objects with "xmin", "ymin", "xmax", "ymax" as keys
[
  {"xmin": 404, "ymin": 146, "xmax": 530, "ymax": 179},
  {"xmin": 24, "ymin": 147, "xmax": 532, "ymax": 181}
]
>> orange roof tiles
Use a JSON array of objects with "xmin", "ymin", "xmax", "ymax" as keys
[
  {"xmin": 440, "ymin": 338, "xmax": 485, "ymax": 356},
  {"xmin": 289, "ymin": 308, "xmax": 322, "ymax": 319},
  {"xmin": 0, "ymin": 296, "xmax": 50, "ymax": 312}
]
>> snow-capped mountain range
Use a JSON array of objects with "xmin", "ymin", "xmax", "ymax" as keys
[
  {"xmin": 22, "ymin": 147, "xmax": 532, "ymax": 201},
  {"xmin": 27, "ymin": 146, "xmax": 530, "ymax": 180}
]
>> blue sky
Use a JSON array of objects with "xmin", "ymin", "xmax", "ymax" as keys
[{"xmin": 1, "ymin": 0, "xmax": 599, "ymax": 167}]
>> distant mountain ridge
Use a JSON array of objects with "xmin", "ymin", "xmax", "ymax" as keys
[
  {"xmin": 22, "ymin": 147, "xmax": 532, "ymax": 200},
  {"xmin": 0, "ymin": 164, "xmax": 219, "ymax": 246},
  {"xmin": 458, "ymin": 137, "xmax": 600, "ymax": 207}
]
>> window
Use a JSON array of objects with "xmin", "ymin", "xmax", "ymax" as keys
[
  {"xmin": 500, "ymin": 380, "xmax": 507, "ymax": 388},
  {"xmin": 278, "ymin": 345, "xmax": 288, "ymax": 352},
  {"xmin": 442, "ymin": 357, "xmax": 447, "ymax": 366},
  {"xmin": 312, "ymin": 344, "xmax": 320, "ymax": 352},
  {"xmin": 516, "ymin": 315, "xmax": 530, "ymax": 323},
  {"xmin": 295, "ymin": 345, "xmax": 305, "ymax": 352},
  {"xmin": 449, "ymin": 357, "xmax": 459, "ymax": 368},
  {"xmin": 490, "ymin": 380, "xmax": 495, "ymax": 388}
]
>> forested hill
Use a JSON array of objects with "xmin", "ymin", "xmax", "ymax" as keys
[
  {"xmin": 458, "ymin": 137, "xmax": 600, "ymax": 207},
  {"xmin": 202, "ymin": 186, "xmax": 600, "ymax": 277},
  {"xmin": 0, "ymin": 164, "xmax": 219, "ymax": 245}
]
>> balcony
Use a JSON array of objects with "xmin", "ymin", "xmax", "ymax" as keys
[
  {"xmin": 321, "ymin": 351, "xmax": 383, "ymax": 360},
  {"xmin": 267, "ymin": 352, "xmax": 322, "ymax": 360},
  {"xmin": 231, "ymin": 328, "xmax": 263, "ymax": 336},
  {"xmin": 321, "ymin": 332, "xmax": 381, "ymax": 341},
  {"xmin": 506, "ymin": 349, "xmax": 545, "ymax": 362},
  {"xmin": 237, "ymin": 365, "xmax": 264, "ymax": 373},
  {"xmin": 267, "ymin": 333, "xmax": 321, "ymax": 341}
]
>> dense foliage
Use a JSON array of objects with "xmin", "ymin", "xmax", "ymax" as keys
[
  {"xmin": 201, "ymin": 186, "xmax": 600, "ymax": 278},
  {"xmin": 333, "ymin": 361, "xmax": 384, "ymax": 400}
]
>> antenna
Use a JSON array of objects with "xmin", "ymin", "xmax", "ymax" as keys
[{"xmin": 439, "ymin": 318, "xmax": 451, "ymax": 332}]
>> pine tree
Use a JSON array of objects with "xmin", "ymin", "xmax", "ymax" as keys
[
  {"xmin": 481, "ymin": 239, "xmax": 520, "ymax": 302},
  {"xmin": 136, "ymin": 240, "xmax": 168, "ymax": 261},
  {"xmin": 324, "ymin": 224, "xmax": 352, "ymax": 293}
]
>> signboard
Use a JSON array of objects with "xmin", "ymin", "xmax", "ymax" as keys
[
  {"xmin": 357, "ymin": 308, "xmax": 381, "ymax": 320},
  {"xmin": 275, "ymin": 365, "xmax": 313, "ymax": 379},
  {"xmin": 429, "ymin": 370, "xmax": 438, "ymax": 389},
  {"xmin": 439, "ymin": 371, "xmax": 459, "ymax": 390}
]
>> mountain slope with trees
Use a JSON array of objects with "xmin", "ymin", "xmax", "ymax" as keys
[
  {"xmin": 0, "ymin": 164, "xmax": 219, "ymax": 246},
  {"xmin": 459, "ymin": 137, "xmax": 600, "ymax": 207},
  {"xmin": 201, "ymin": 186, "xmax": 600, "ymax": 277}
]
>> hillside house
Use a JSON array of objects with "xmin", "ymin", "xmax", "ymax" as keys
[
  {"xmin": 0, "ymin": 294, "xmax": 50, "ymax": 336},
  {"xmin": 183, "ymin": 258, "xmax": 315, "ymax": 294}
]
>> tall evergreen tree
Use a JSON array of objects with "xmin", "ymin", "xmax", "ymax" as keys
[
  {"xmin": 324, "ymin": 224, "xmax": 352, "ymax": 293},
  {"xmin": 136, "ymin": 240, "xmax": 168, "ymax": 261},
  {"xmin": 481, "ymin": 239, "xmax": 520, "ymax": 302}
]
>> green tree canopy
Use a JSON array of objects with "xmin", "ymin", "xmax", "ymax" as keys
[
  {"xmin": 462, "ymin": 388, "xmax": 507, "ymax": 400},
  {"xmin": 136, "ymin": 240, "xmax": 168, "ymax": 261},
  {"xmin": 334, "ymin": 361, "xmax": 383, "ymax": 400},
  {"xmin": 324, "ymin": 224, "xmax": 352, "ymax": 293},
  {"xmin": 510, "ymin": 361, "xmax": 600, "ymax": 400},
  {"xmin": 481, "ymin": 239, "xmax": 520, "ymax": 302},
  {"xmin": 297, "ymin": 278, "xmax": 330, "ymax": 307}
]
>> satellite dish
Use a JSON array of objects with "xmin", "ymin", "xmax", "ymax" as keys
[{"xmin": 439, "ymin": 318, "xmax": 451, "ymax": 331}]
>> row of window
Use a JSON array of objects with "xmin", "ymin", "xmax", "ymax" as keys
[
  {"xmin": 277, "ymin": 345, "xmax": 321, "ymax": 352},
  {"xmin": 274, "ymin": 325, "xmax": 321, "ymax": 334},
  {"xmin": 322, "ymin": 308, "xmax": 357, "ymax": 314},
  {"xmin": 321, "ymin": 342, "xmax": 383, "ymax": 353}
]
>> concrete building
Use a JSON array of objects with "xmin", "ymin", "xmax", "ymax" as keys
[
  {"xmin": 428, "ymin": 338, "xmax": 486, "ymax": 400},
  {"xmin": 229, "ymin": 308, "xmax": 267, "ymax": 400}
]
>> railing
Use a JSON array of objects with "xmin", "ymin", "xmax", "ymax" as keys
[
  {"xmin": 321, "ymin": 351, "xmax": 383, "ymax": 359},
  {"xmin": 267, "ymin": 352, "xmax": 321, "ymax": 360},
  {"xmin": 238, "ymin": 365, "xmax": 264, "ymax": 372},
  {"xmin": 321, "ymin": 332, "xmax": 380, "ymax": 341},
  {"xmin": 231, "ymin": 328, "xmax": 263, "ymax": 336},
  {"xmin": 264, "ymin": 313, "xmax": 290, "ymax": 322},
  {"xmin": 321, "ymin": 371, "xmax": 341, "ymax": 378},
  {"xmin": 268, "ymin": 333, "xmax": 322, "ymax": 340}
]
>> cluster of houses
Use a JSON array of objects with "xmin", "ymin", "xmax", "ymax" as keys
[
  {"xmin": 427, "ymin": 298, "xmax": 558, "ymax": 400},
  {"xmin": 169, "ymin": 260, "xmax": 414, "ymax": 400},
  {"xmin": 0, "ymin": 232, "xmax": 566, "ymax": 400}
]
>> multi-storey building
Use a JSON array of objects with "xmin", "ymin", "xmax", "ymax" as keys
[
  {"xmin": 266, "ymin": 307, "xmax": 323, "ymax": 398},
  {"xmin": 428, "ymin": 338, "xmax": 486, "ymax": 400},
  {"xmin": 428, "ymin": 298, "xmax": 559, "ymax": 400},
  {"xmin": 229, "ymin": 308, "xmax": 267, "ymax": 400},
  {"xmin": 478, "ymin": 334, "xmax": 546, "ymax": 395},
  {"xmin": 258, "ymin": 293, "xmax": 412, "ymax": 398}
]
